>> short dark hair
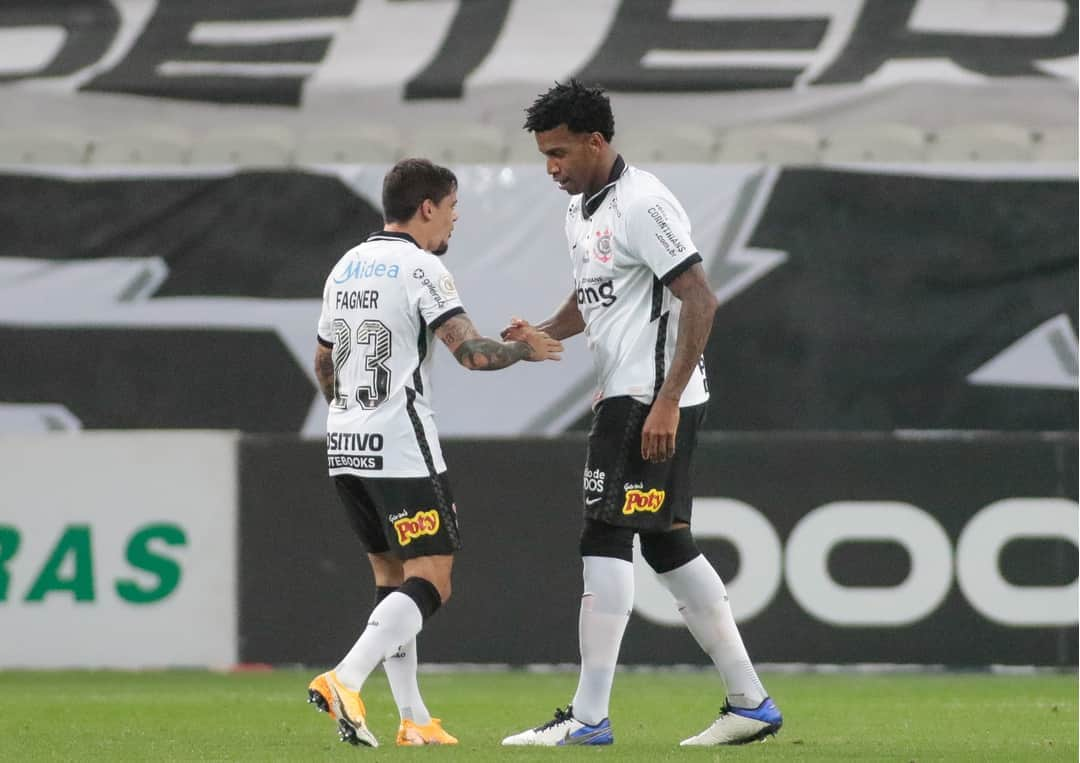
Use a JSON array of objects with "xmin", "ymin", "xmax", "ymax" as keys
[
  {"xmin": 523, "ymin": 79, "xmax": 614, "ymax": 142},
  {"xmin": 382, "ymin": 158, "xmax": 457, "ymax": 223}
]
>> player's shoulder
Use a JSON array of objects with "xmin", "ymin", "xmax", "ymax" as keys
[
  {"xmin": 323, "ymin": 240, "xmax": 366, "ymax": 284},
  {"xmin": 407, "ymin": 248, "xmax": 454, "ymax": 277},
  {"xmin": 618, "ymin": 164, "xmax": 679, "ymax": 207}
]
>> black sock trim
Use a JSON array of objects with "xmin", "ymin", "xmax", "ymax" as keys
[
  {"xmin": 640, "ymin": 526, "xmax": 700, "ymax": 573},
  {"xmin": 398, "ymin": 576, "xmax": 442, "ymax": 620},
  {"xmin": 374, "ymin": 585, "xmax": 396, "ymax": 607}
]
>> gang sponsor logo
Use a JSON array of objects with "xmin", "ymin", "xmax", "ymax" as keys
[
  {"xmin": 577, "ymin": 277, "xmax": 617, "ymax": 308},
  {"xmin": 622, "ymin": 488, "xmax": 665, "ymax": 515},
  {"xmin": 333, "ymin": 260, "xmax": 399, "ymax": 283},
  {"xmin": 648, "ymin": 205, "xmax": 686, "ymax": 257},
  {"xmin": 393, "ymin": 509, "xmax": 441, "ymax": 546}
]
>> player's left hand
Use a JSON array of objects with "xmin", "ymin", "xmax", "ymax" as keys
[{"xmin": 641, "ymin": 398, "xmax": 679, "ymax": 462}]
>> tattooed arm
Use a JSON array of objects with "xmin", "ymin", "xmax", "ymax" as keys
[
  {"xmin": 315, "ymin": 343, "xmax": 335, "ymax": 403},
  {"xmin": 436, "ymin": 313, "xmax": 562, "ymax": 370}
]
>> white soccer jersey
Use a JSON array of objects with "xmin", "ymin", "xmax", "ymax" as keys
[
  {"xmin": 317, "ymin": 231, "xmax": 465, "ymax": 478},
  {"xmin": 566, "ymin": 157, "xmax": 709, "ymax": 408}
]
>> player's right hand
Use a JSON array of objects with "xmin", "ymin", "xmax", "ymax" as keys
[
  {"xmin": 517, "ymin": 325, "xmax": 563, "ymax": 362},
  {"xmin": 501, "ymin": 316, "xmax": 531, "ymax": 342}
]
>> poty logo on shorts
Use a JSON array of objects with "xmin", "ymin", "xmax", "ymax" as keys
[
  {"xmin": 394, "ymin": 509, "xmax": 440, "ymax": 546},
  {"xmin": 622, "ymin": 488, "xmax": 665, "ymax": 515}
]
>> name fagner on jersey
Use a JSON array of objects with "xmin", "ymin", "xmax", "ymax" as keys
[
  {"xmin": 316, "ymin": 231, "xmax": 464, "ymax": 478},
  {"xmin": 566, "ymin": 159, "xmax": 709, "ymax": 408}
]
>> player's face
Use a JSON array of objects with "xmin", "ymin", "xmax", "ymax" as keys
[
  {"xmin": 535, "ymin": 125, "xmax": 601, "ymax": 196},
  {"xmin": 429, "ymin": 190, "xmax": 458, "ymax": 256}
]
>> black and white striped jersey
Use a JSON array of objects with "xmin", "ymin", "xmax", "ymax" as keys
[
  {"xmin": 566, "ymin": 157, "xmax": 709, "ymax": 409},
  {"xmin": 317, "ymin": 231, "xmax": 464, "ymax": 478}
]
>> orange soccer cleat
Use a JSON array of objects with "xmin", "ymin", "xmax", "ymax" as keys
[
  {"xmin": 307, "ymin": 670, "xmax": 378, "ymax": 747},
  {"xmin": 396, "ymin": 718, "xmax": 459, "ymax": 746}
]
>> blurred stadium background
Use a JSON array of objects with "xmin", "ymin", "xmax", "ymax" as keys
[{"xmin": 1, "ymin": 0, "xmax": 1076, "ymax": 681}]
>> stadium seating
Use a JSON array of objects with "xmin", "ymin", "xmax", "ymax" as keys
[
  {"xmin": 2, "ymin": 121, "xmax": 1073, "ymax": 166},
  {"xmin": 295, "ymin": 124, "xmax": 401, "ymax": 164},
  {"xmin": 404, "ymin": 124, "xmax": 506, "ymax": 163},
  {"xmin": 821, "ymin": 123, "xmax": 928, "ymax": 162},
  {"xmin": 926, "ymin": 123, "xmax": 1034, "ymax": 162},
  {"xmin": 1031, "ymin": 126, "xmax": 1079, "ymax": 162},
  {"xmin": 505, "ymin": 129, "xmax": 542, "ymax": 163},
  {"xmin": 0, "ymin": 128, "xmax": 90, "ymax": 164},
  {"xmin": 188, "ymin": 125, "xmax": 295, "ymax": 165},
  {"xmin": 89, "ymin": 125, "xmax": 192, "ymax": 165},
  {"xmin": 716, "ymin": 124, "xmax": 820, "ymax": 163},
  {"xmin": 615, "ymin": 125, "xmax": 717, "ymax": 162}
]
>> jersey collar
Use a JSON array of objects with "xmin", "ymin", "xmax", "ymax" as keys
[
  {"xmin": 582, "ymin": 154, "xmax": 627, "ymax": 220},
  {"xmin": 366, "ymin": 230, "xmax": 420, "ymax": 248}
]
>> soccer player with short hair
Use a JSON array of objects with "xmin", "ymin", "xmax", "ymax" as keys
[
  {"xmin": 307, "ymin": 158, "xmax": 562, "ymax": 748},
  {"xmin": 501, "ymin": 81, "xmax": 782, "ymax": 747}
]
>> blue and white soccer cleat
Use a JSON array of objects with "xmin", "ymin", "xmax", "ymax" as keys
[
  {"xmin": 501, "ymin": 706, "xmax": 614, "ymax": 746},
  {"xmin": 680, "ymin": 697, "xmax": 783, "ymax": 746}
]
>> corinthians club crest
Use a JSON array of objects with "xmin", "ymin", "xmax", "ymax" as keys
[{"xmin": 593, "ymin": 228, "xmax": 614, "ymax": 265}]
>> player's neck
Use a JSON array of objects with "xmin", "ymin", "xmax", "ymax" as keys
[
  {"xmin": 384, "ymin": 222, "xmax": 426, "ymax": 249},
  {"xmin": 584, "ymin": 149, "xmax": 619, "ymax": 198}
]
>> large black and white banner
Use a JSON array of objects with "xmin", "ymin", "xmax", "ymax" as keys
[
  {"xmin": 238, "ymin": 434, "xmax": 1078, "ymax": 667},
  {"xmin": 0, "ymin": 1, "xmax": 1075, "ymax": 129},
  {"xmin": 1, "ymin": 164, "xmax": 1075, "ymax": 434}
]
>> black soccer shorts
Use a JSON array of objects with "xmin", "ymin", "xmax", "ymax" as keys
[
  {"xmin": 333, "ymin": 472, "xmax": 461, "ymax": 559},
  {"xmin": 582, "ymin": 396, "xmax": 707, "ymax": 531}
]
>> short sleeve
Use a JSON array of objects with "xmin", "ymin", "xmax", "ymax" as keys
[
  {"xmin": 411, "ymin": 257, "xmax": 466, "ymax": 330},
  {"xmin": 624, "ymin": 195, "xmax": 702, "ymax": 285},
  {"xmin": 316, "ymin": 277, "xmax": 334, "ymax": 346}
]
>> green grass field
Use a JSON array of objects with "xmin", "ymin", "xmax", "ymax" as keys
[{"xmin": 1, "ymin": 669, "xmax": 1074, "ymax": 761}]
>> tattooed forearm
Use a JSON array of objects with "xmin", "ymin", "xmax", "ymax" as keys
[
  {"xmin": 438, "ymin": 320, "xmax": 469, "ymax": 347},
  {"xmin": 453, "ymin": 338, "xmax": 532, "ymax": 370},
  {"xmin": 315, "ymin": 345, "xmax": 335, "ymax": 403}
]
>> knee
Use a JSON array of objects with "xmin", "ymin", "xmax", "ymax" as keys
[
  {"xmin": 397, "ymin": 575, "xmax": 444, "ymax": 620},
  {"xmin": 639, "ymin": 526, "xmax": 699, "ymax": 574}
]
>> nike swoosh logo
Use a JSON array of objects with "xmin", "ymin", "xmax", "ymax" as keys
[
  {"xmin": 585, "ymin": 497, "xmax": 602, "ymax": 506},
  {"xmin": 561, "ymin": 726, "xmax": 610, "ymax": 745}
]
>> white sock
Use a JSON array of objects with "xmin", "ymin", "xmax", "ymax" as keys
[
  {"xmin": 383, "ymin": 638, "xmax": 432, "ymax": 725},
  {"xmin": 659, "ymin": 554, "xmax": 767, "ymax": 709},
  {"xmin": 335, "ymin": 591, "xmax": 424, "ymax": 693},
  {"xmin": 570, "ymin": 556, "xmax": 634, "ymax": 725}
]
